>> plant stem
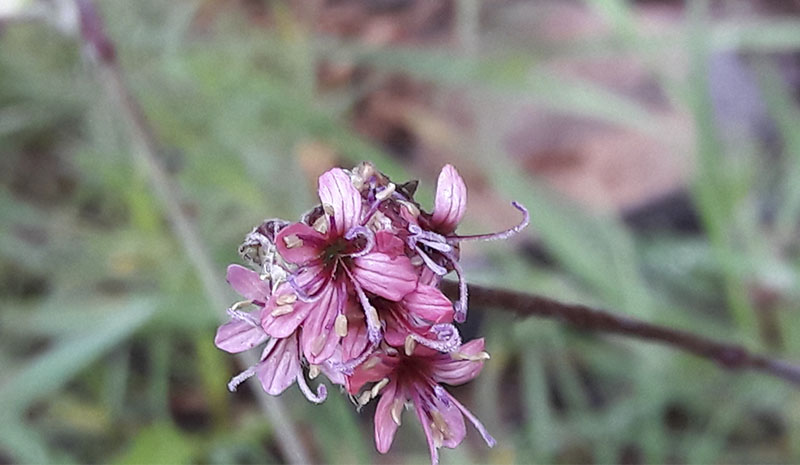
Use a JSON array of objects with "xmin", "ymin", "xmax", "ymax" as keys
[
  {"xmin": 73, "ymin": 1, "xmax": 311, "ymax": 463},
  {"xmin": 442, "ymin": 281, "xmax": 800, "ymax": 387}
]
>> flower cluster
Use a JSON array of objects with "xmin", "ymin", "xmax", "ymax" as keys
[{"xmin": 214, "ymin": 162, "xmax": 528, "ymax": 464}]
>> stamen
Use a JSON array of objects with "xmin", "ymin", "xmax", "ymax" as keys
[
  {"xmin": 227, "ymin": 365, "xmax": 257, "ymax": 392},
  {"xmin": 445, "ymin": 201, "xmax": 529, "ymax": 243},
  {"xmin": 410, "ymin": 323, "xmax": 462, "ymax": 353},
  {"xmin": 226, "ymin": 306, "xmax": 260, "ymax": 327},
  {"xmin": 391, "ymin": 398, "xmax": 404, "ymax": 425},
  {"xmin": 343, "ymin": 264, "xmax": 383, "ymax": 345},
  {"xmin": 430, "ymin": 422, "xmax": 444, "ymax": 448},
  {"xmin": 415, "ymin": 245, "xmax": 448, "ymax": 276},
  {"xmin": 296, "ymin": 373, "xmax": 327, "ymax": 404},
  {"xmin": 433, "ymin": 385, "xmax": 451, "ymax": 407},
  {"xmin": 431, "ymin": 410, "xmax": 449, "ymax": 435},
  {"xmin": 410, "ymin": 256, "xmax": 424, "ymax": 266},
  {"xmin": 443, "ymin": 250, "xmax": 468, "ymax": 323},
  {"xmin": 276, "ymin": 293, "xmax": 297, "ymax": 305},
  {"xmin": 364, "ymin": 356, "xmax": 382, "ymax": 371},
  {"xmin": 283, "ymin": 234, "xmax": 304, "ymax": 249},
  {"xmin": 404, "ymin": 335, "xmax": 417, "ymax": 356},
  {"xmin": 312, "ymin": 215, "xmax": 329, "ymax": 235},
  {"xmin": 335, "ymin": 313, "xmax": 348, "ymax": 338},
  {"xmin": 451, "ymin": 351, "xmax": 491, "ymax": 362},
  {"xmin": 271, "ymin": 304, "xmax": 294, "ymax": 317},
  {"xmin": 358, "ymin": 390, "xmax": 372, "ymax": 406},
  {"xmin": 375, "ymin": 183, "xmax": 396, "ymax": 201},
  {"xmin": 371, "ymin": 377, "xmax": 390, "ymax": 397},
  {"xmin": 397, "ymin": 199, "xmax": 420, "ymax": 218},
  {"xmin": 344, "ymin": 225, "xmax": 376, "ymax": 258},
  {"xmin": 308, "ymin": 364, "xmax": 321, "ymax": 379}
]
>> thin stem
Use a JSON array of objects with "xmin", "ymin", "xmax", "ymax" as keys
[
  {"xmin": 442, "ymin": 281, "xmax": 800, "ymax": 388},
  {"xmin": 73, "ymin": 1, "xmax": 311, "ymax": 463}
]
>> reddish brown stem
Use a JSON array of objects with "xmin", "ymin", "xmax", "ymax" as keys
[{"xmin": 442, "ymin": 281, "xmax": 800, "ymax": 387}]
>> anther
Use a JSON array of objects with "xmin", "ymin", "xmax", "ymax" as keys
[
  {"xmin": 431, "ymin": 410, "xmax": 449, "ymax": 435},
  {"xmin": 308, "ymin": 364, "xmax": 320, "ymax": 379},
  {"xmin": 276, "ymin": 293, "xmax": 297, "ymax": 305},
  {"xmin": 271, "ymin": 304, "xmax": 294, "ymax": 317},
  {"xmin": 311, "ymin": 334, "xmax": 327, "ymax": 355},
  {"xmin": 404, "ymin": 335, "xmax": 417, "ymax": 356},
  {"xmin": 397, "ymin": 199, "xmax": 420, "ymax": 218},
  {"xmin": 312, "ymin": 215, "xmax": 329, "ymax": 234},
  {"xmin": 335, "ymin": 314, "xmax": 348, "ymax": 338},
  {"xmin": 371, "ymin": 378, "xmax": 390, "ymax": 397},
  {"xmin": 451, "ymin": 351, "xmax": 491, "ymax": 361},
  {"xmin": 358, "ymin": 391, "xmax": 372, "ymax": 406},
  {"xmin": 410, "ymin": 256, "xmax": 424, "ymax": 266},
  {"xmin": 391, "ymin": 398, "xmax": 403, "ymax": 426},
  {"xmin": 375, "ymin": 183, "xmax": 396, "ymax": 201},
  {"xmin": 283, "ymin": 234, "xmax": 303, "ymax": 249},
  {"xmin": 364, "ymin": 356, "xmax": 382, "ymax": 370},
  {"xmin": 322, "ymin": 204, "xmax": 335, "ymax": 216}
]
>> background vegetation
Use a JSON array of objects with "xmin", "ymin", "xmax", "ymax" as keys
[{"xmin": 2, "ymin": 0, "xmax": 800, "ymax": 463}]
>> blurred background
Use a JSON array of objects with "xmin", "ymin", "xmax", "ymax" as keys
[{"xmin": 2, "ymin": 0, "xmax": 800, "ymax": 463}]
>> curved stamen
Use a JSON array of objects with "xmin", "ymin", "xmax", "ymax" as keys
[
  {"xmin": 410, "ymin": 323, "xmax": 462, "ymax": 353},
  {"xmin": 409, "ymin": 224, "xmax": 452, "ymax": 253},
  {"xmin": 415, "ymin": 245, "xmax": 448, "ymax": 276},
  {"xmin": 296, "ymin": 372, "xmax": 328, "ymax": 404},
  {"xmin": 326, "ymin": 340, "xmax": 379, "ymax": 375},
  {"xmin": 445, "ymin": 201, "xmax": 529, "ymax": 243},
  {"xmin": 442, "ymin": 250, "xmax": 468, "ymax": 323},
  {"xmin": 344, "ymin": 225, "xmax": 376, "ymax": 258},
  {"xmin": 227, "ymin": 365, "xmax": 257, "ymax": 392},
  {"xmin": 226, "ymin": 307, "xmax": 261, "ymax": 327},
  {"xmin": 342, "ymin": 264, "xmax": 383, "ymax": 345}
]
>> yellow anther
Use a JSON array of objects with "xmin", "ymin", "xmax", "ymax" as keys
[
  {"xmin": 335, "ymin": 314, "xmax": 348, "ymax": 338},
  {"xmin": 271, "ymin": 304, "xmax": 294, "ymax": 317}
]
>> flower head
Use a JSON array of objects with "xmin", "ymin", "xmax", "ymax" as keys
[{"xmin": 347, "ymin": 339, "xmax": 495, "ymax": 465}]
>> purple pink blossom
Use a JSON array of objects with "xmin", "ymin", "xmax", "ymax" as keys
[{"xmin": 213, "ymin": 162, "xmax": 528, "ymax": 464}]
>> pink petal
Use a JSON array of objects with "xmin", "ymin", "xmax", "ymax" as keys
[
  {"xmin": 374, "ymin": 380, "xmax": 402, "ymax": 454},
  {"xmin": 431, "ymin": 338, "xmax": 486, "ymax": 385},
  {"xmin": 275, "ymin": 223, "xmax": 325, "ymax": 265},
  {"xmin": 214, "ymin": 319, "xmax": 268, "ymax": 353},
  {"xmin": 226, "ymin": 265, "xmax": 270, "ymax": 301},
  {"xmin": 256, "ymin": 336, "xmax": 301, "ymax": 396},
  {"xmin": 403, "ymin": 285, "xmax": 454, "ymax": 324},
  {"xmin": 351, "ymin": 252, "xmax": 417, "ymax": 301},
  {"xmin": 318, "ymin": 168, "xmax": 362, "ymax": 236},
  {"xmin": 374, "ymin": 231, "xmax": 406, "ymax": 257},
  {"xmin": 346, "ymin": 352, "xmax": 397, "ymax": 394},
  {"xmin": 431, "ymin": 164, "xmax": 467, "ymax": 234},
  {"xmin": 434, "ymin": 393, "xmax": 467, "ymax": 448},
  {"xmin": 261, "ymin": 283, "xmax": 314, "ymax": 338},
  {"xmin": 299, "ymin": 281, "xmax": 344, "ymax": 364}
]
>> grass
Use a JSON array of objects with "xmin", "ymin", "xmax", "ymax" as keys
[{"xmin": 1, "ymin": 0, "xmax": 800, "ymax": 463}]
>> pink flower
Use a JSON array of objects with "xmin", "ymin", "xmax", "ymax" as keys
[
  {"xmin": 347, "ymin": 339, "xmax": 495, "ymax": 465},
  {"xmin": 263, "ymin": 168, "xmax": 418, "ymax": 364},
  {"xmin": 214, "ymin": 265, "xmax": 326, "ymax": 403}
]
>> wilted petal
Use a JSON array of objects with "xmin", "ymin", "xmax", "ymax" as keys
[
  {"xmin": 431, "ymin": 164, "xmax": 467, "ymax": 233},
  {"xmin": 256, "ymin": 336, "xmax": 301, "ymax": 396},
  {"xmin": 375, "ymin": 380, "xmax": 402, "ymax": 453},
  {"xmin": 299, "ymin": 281, "xmax": 344, "ymax": 364},
  {"xmin": 352, "ymin": 252, "xmax": 417, "ymax": 301},
  {"xmin": 261, "ymin": 283, "xmax": 314, "ymax": 338},
  {"xmin": 215, "ymin": 319, "xmax": 268, "ymax": 353},
  {"xmin": 275, "ymin": 223, "xmax": 326, "ymax": 265},
  {"xmin": 431, "ymin": 338, "xmax": 486, "ymax": 385},
  {"xmin": 227, "ymin": 264, "xmax": 270, "ymax": 301},
  {"xmin": 318, "ymin": 168, "xmax": 362, "ymax": 235},
  {"xmin": 403, "ymin": 285, "xmax": 454, "ymax": 324}
]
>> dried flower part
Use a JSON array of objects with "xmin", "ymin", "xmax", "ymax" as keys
[{"xmin": 213, "ymin": 163, "xmax": 528, "ymax": 465}]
